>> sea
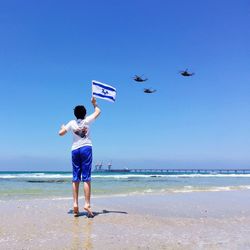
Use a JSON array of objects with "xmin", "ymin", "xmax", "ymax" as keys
[{"xmin": 1, "ymin": 170, "xmax": 250, "ymax": 201}]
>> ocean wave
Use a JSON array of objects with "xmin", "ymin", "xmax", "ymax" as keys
[
  {"xmin": 170, "ymin": 185, "xmax": 250, "ymax": 193},
  {"xmin": 116, "ymin": 185, "xmax": 250, "ymax": 196},
  {"xmin": 161, "ymin": 174, "xmax": 250, "ymax": 178},
  {"xmin": 0, "ymin": 174, "xmax": 72, "ymax": 179},
  {"xmin": 91, "ymin": 174, "xmax": 166, "ymax": 179},
  {"xmin": 1, "ymin": 173, "xmax": 250, "ymax": 180},
  {"xmin": 130, "ymin": 185, "xmax": 250, "ymax": 194},
  {"xmin": 92, "ymin": 173, "xmax": 250, "ymax": 179},
  {"xmin": 26, "ymin": 180, "xmax": 68, "ymax": 183}
]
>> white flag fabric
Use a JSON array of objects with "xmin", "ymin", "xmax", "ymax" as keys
[{"xmin": 92, "ymin": 80, "xmax": 117, "ymax": 102}]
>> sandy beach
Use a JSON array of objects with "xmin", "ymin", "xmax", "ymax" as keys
[{"xmin": 1, "ymin": 190, "xmax": 250, "ymax": 250}]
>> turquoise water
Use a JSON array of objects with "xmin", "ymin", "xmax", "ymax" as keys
[{"xmin": 0, "ymin": 171, "xmax": 250, "ymax": 200}]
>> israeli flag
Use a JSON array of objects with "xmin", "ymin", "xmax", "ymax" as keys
[{"xmin": 92, "ymin": 80, "xmax": 117, "ymax": 102}]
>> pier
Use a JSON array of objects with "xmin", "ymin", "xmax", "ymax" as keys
[
  {"xmin": 93, "ymin": 168, "xmax": 250, "ymax": 174},
  {"xmin": 128, "ymin": 169, "xmax": 250, "ymax": 174},
  {"xmin": 94, "ymin": 161, "xmax": 250, "ymax": 174}
]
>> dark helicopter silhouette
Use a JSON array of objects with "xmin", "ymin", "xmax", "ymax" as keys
[
  {"xmin": 133, "ymin": 75, "xmax": 148, "ymax": 82},
  {"xmin": 144, "ymin": 88, "xmax": 156, "ymax": 94},
  {"xmin": 179, "ymin": 69, "xmax": 195, "ymax": 77}
]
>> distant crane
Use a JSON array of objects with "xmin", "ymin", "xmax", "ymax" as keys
[
  {"xmin": 95, "ymin": 161, "xmax": 103, "ymax": 171},
  {"xmin": 108, "ymin": 161, "xmax": 112, "ymax": 171}
]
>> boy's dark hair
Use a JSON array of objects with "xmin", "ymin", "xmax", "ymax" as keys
[{"xmin": 74, "ymin": 105, "xmax": 86, "ymax": 119}]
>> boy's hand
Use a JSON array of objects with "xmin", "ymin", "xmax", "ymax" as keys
[
  {"xmin": 59, "ymin": 124, "xmax": 67, "ymax": 136},
  {"xmin": 91, "ymin": 96, "xmax": 101, "ymax": 118},
  {"xmin": 91, "ymin": 97, "xmax": 97, "ymax": 107}
]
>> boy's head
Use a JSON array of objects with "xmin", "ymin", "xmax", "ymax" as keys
[{"xmin": 74, "ymin": 105, "xmax": 86, "ymax": 119}]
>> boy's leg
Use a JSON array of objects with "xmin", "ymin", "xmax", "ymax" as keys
[
  {"xmin": 72, "ymin": 148, "xmax": 82, "ymax": 210},
  {"xmin": 84, "ymin": 181, "xmax": 91, "ymax": 207},
  {"xmin": 79, "ymin": 146, "xmax": 94, "ymax": 216},
  {"xmin": 72, "ymin": 181, "xmax": 80, "ymax": 207},
  {"xmin": 83, "ymin": 181, "xmax": 93, "ymax": 216}
]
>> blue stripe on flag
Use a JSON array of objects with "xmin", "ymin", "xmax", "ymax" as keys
[
  {"xmin": 92, "ymin": 81, "xmax": 116, "ymax": 92},
  {"xmin": 93, "ymin": 92, "xmax": 116, "ymax": 102}
]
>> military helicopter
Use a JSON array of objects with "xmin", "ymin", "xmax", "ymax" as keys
[
  {"xmin": 144, "ymin": 88, "xmax": 156, "ymax": 94},
  {"xmin": 179, "ymin": 69, "xmax": 195, "ymax": 77},
  {"xmin": 133, "ymin": 75, "xmax": 148, "ymax": 82}
]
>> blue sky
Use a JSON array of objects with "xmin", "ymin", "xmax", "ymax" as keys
[{"xmin": 0, "ymin": 0, "xmax": 250, "ymax": 170}]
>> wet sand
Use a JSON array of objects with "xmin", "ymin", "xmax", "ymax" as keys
[{"xmin": 1, "ymin": 190, "xmax": 250, "ymax": 249}]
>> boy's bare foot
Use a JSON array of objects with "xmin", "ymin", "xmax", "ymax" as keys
[
  {"xmin": 84, "ymin": 204, "xmax": 94, "ymax": 217},
  {"xmin": 73, "ymin": 206, "xmax": 79, "ymax": 217}
]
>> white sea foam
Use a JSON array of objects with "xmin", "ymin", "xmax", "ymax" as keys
[
  {"xmin": 157, "ymin": 174, "xmax": 250, "ymax": 178},
  {"xmin": 0, "ymin": 173, "xmax": 163, "ymax": 179},
  {"xmin": 50, "ymin": 197, "xmax": 72, "ymax": 201},
  {"xmin": 144, "ymin": 189, "xmax": 154, "ymax": 193},
  {"xmin": 91, "ymin": 173, "xmax": 250, "ymax": 179},
  {"xmin": 170, "ymin": 185, "xmax": 250, "ymax": 193},
  {"xmin": 238, "ymin": 185, "xmax": 250, "ymax": 190},
  {"xmin": 92, "ymin": 174, "xmax": 250, "ymax": 179},
  {"xmin": 1, "ymin": 173, "xmax": 250, "ymax": 180},
  {"xmin": 126, "ymin": 186, "xmax": 247, "ymax": 195},
  {"xmin": 91, "ymin": 174, "xmax": 166, "ymax": 179},
  {"xmin": 0, "ymin": 174, "xmax": 72, "ymax": 179}
]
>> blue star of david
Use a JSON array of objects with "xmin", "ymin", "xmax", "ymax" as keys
[{"xmin": 102, "ymin": 89, "xmax": 108, "ymax": 95}]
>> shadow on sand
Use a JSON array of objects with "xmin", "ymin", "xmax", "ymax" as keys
[{"xmin": 68, "ymin": 209, "xmax": 128, "ymax": 218}]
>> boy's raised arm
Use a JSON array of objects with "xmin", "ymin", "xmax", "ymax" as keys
[{"xmin": 91, "ymin": 97, "xmax": 101, "ymax": 119}]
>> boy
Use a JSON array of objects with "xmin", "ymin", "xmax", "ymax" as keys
[{"xmin": 59, "ymin": 97, "xmax": 101, "ymax": 217}]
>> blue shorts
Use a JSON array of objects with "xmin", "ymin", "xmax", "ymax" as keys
[{"xmin": 71, "ymin": 146, "xmax": 92, "ymax": 182}]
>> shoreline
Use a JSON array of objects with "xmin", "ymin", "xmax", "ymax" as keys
[
  {"xmin": 1, "ymin": 190, "xmax": 250, "ymax": 249},
  {"xmin": 1, "ymin": 185, "xmax": 250, "ymax": 202}
]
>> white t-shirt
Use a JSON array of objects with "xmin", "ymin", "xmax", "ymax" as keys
[{"xmin": 64, "ymin": 114, "xmax": 96, "ymax": 150}]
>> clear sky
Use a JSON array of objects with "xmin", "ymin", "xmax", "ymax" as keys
[{"xmin": 1, "ymin": 0, "xmax": 250, "ymax": 171}]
